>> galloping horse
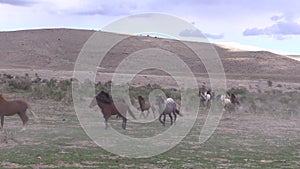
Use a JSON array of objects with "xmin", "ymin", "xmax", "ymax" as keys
[
  {"xmin": 219, "ymin": 92, "xmax": 240, "ymax": 113},
  {"xmin": 138, "ymin": 96, "xmax": 156, "ymax": 118},
  {"xmin": 0, "ymin": 94, "xmax": 38, "ymax": 131},
  {"xmin": 229, "ymin": 92, "xmax": 240, "ymax": 105},
  {"xmin": 156, "ymin": 95, "xmax": 181, "ymax": 126},
  {"xmin": 89, "ymin": 91, "xmax": 136, "ymax": 129},
  {"xmin": 199, "ymin": 90, "xmax": 212, "ymax": 108}
]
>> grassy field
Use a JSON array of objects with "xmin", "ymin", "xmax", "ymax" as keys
[
  {"xmin": 0, "ymin": 74, "xmax": 299, "ymax": 168},
  {"xmin": 0, "ymin": 94, "xmax": 299, "ymax": 169}
]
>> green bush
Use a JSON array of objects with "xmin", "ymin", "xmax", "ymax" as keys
[
  {"xmin": 7, "ymin": 77, "xmax": 32, "ymax": 91},
  {"xmin": 228, "ymin": 87, "xmax": 249, "ymax": 96},
  {"xmin": 31, "ymin": 78, "xmax": 73, "ymax": 104}
]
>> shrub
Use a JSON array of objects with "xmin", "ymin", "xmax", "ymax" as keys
[
  {"xmin": 228, "ymin": 87, "xmax": 249, "ymax": 96},
  {"xmin": 7, "ymin": 77, "xmax": 32, "ymax": 91},
  {"xmin": 31, "ymin": 78, "xmax": 74, "ymax": 104},
  {"xmin": 267, "ymin": 80, "xmax": 272, "ymax": 87}
]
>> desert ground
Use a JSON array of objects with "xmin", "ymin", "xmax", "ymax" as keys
[{"xmin": 0, "ymin": 29, "xmax": 299, "ymax": 168}]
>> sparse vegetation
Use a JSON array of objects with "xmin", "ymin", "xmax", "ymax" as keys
[
  {"xmin": 1, "ymin": 73, "xmax": 299, "ymax": 117},
  {"xmin": 0, "ymin": 73, "xmax": 299, "ymax": 168}
]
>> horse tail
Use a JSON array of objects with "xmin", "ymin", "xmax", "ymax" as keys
[
  {"xmin": 27, "ymin": 104, "xmax": 38, "ymax": 119},
  {"xmin": 175, "ymin": 109, "xmax": 183, "ymax": 116},
  {"xmin": 127, "ymin": 107, "xmax": 136, "ymax": 120}
]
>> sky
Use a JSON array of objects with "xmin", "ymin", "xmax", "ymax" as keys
[{"xmin": 1, "ymin": 0, "xmax": 300, "ymax": 55}]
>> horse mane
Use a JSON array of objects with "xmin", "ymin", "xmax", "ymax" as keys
[
  {"xmin": 138, "ymin": 96, "xmax": 144, "ymax": 101},
  {"xmin": 102, "ymin": 91, "xmax": 110, "ymax": 98},
  {"xmin": 230, "ymin": 93, "xmax": 240, "ymax": 105},
  {"xmin": 138, "ymin": 96, "xmax": 145, "ymax": 104},
  {"xmin": 96, "ymin": 91, "xmax": 112, "ymax": 104}
]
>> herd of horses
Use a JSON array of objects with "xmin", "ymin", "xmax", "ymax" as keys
[
  {"xmin": 199, "ymin": 90, "xmax": 240, "ymax": 113},
  {"xmin": 0, "ymin": 88, "xmax": 240, "ymax": 130},
  {"xmin": 88, "ymin": 90, "xmax": 239, "ymax": 129}
]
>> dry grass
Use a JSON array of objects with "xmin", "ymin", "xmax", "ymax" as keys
[{"xmin": 0, "ymin": 81, "xmax": 299, "ymax": 168}]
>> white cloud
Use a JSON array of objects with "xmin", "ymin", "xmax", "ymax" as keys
[
  {"xmin": 243, "ymin": 14, "xmax": 300, "ymax": 40},
  {"xmin": 216, "ymin": 42, "xmax": 289, "ymax": 55}
]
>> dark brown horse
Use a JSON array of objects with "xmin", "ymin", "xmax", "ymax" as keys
[
  {"xmin": 229, "ymin": 93, "xmax": 240, "ymax": 105},
  {"xmin": 0, "ymin": 94, "xmax": 38, "ymax": 131},
  {"xmin": 138, "ymin": 96, "xmax": 156, "ymax": 118},
  {"xmin": 89, "ymin": 91, "xmax": 136, "ymax": 129}
]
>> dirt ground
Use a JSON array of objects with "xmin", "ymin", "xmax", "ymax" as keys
[{"xmin": 0, "ymin": 90, "xmax": 299, "ymax": 168}]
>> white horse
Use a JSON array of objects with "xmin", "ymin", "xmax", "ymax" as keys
[{"xmin": 156, "ymin": 96, "xmax": 181, "ymax": 126}]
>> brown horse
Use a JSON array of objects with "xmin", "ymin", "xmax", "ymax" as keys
[
  {"xmin": 89, "ymin": 91, "xmax": 136, "ymax": 129},
  {"xmin": 138, "ymin": 96, "xmax": 156, "ymax": 118},
  {"xmin": 0, "ymin": 94, "xmax": 38, "ymax": 131}
]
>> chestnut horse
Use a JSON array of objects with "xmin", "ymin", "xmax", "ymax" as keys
[
  {"xmin": 0, "ymin": 94, "xmax": 38, "ymax": 131},
  {"xmin": 89, "ymin": 91, "xmax": 136, "ymax": 129},
  {"xmin": 138, "ymin": 96, "xmax": 156, "ymax": 118}
]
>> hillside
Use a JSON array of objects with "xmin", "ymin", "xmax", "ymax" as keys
[{"xmin": 0, "ymin": 28, "xmax": 300, "ymax": 81}]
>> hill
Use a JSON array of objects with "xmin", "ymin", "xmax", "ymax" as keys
[{"xmin": 0, "ymin": 28, "xmax": 300, "ymax": 82}]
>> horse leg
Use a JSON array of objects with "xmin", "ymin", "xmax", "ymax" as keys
[
  {"xmin": 208, "ymin": 100, "xmax": 211, "ymax": 108},
  {"xmin": 18, "ymin": 111, "xmax": 29, "ymax": 131},
  {"xmin": 122, "ymin": 117, "xmax": 127, "ymax": 129},
  {"xmin": 140, "ymin": 110, "xmax": 146, "ymax": 119},
  {"xmin": 104, "ymin": 118, "xmax": 109, "ymax": 129},
  {"xmin": 172, "ymin": 111, "xmax": 177, "ymax": 124},
  {"xmin": 159, "ymin": 114, "xmax": 165, "ymax": 126},
  {"xmin": 152, "ymin": 107, "xmax": 156, "ymax": 119},
  {"xmin": 146, "ymin": 110, "xmax": 151, "ymax": 118},
  {"xmin": 163, "ymin": 114, "xmax": 166, "ymax": 126},
  {"xmin": 0, "ymin": 115, "xmax": 4, "ymax": 131},
  {"xmin": 168, "ymin": 113, "xmax": 173, "ymax": 125}
]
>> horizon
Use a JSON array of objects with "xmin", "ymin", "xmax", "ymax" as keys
[{"xmin": 1, "ymin": 0, "xmax": 300, "ymax": 55}]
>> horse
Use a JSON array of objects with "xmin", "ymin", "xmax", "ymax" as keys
[
  {"xmin": 199, "ymin": 90, "xmax": 212, "ymax": 108},
  {"xmin": 229, "ymin": 92, "xmax": 240, "ymax": 105},
  {"xmin": 156, "ymin": 95, "xmax": 181, "ymax": 126},
  {"xmin": 219, "ymin": 92, "xmax": 239, "ymax": 113},
  {"xmin": 89, "ymin": 91, "xmax": 136, "ymax": 129},
  {"xmin": 0, "ymin": 94, "xmax": 38, "ymax": 131},
  {"xmin": 138, "ymin": 96, "xmax": 156, "ymax": 118}
]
